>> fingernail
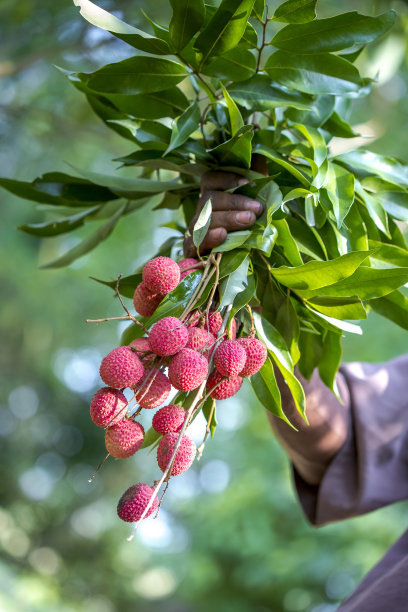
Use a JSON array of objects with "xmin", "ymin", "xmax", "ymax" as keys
[
  {"xmin": 236, "ymin": 211, "xmax": 253, "ymax": 225},
  {"xmin": 238, "ymin": 178, "xmax": 249, "ymax": 186},
  {"xmin": 245, "ymin": 200, "xmax": 263, "ymax": 214}
]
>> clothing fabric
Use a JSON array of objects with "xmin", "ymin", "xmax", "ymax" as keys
[{"xmin": 293, "ymin": 354, "xmax": 408, "ymax": 611}]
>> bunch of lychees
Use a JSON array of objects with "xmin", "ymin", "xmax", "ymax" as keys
[{"xmin": 89, "ymin": 256, "xmax": 267, "ymax": 529}]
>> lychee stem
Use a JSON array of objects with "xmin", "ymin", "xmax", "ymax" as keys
[
  {"xmin": 88, "ymin": 452, "xmax": 110, "ymax": 483},
  {"xmin": 203, "ymin": 253, "xmax": 222, "ymax": 320},
  {"xmin": 180, "ymin": 257, "xmax": 213, "ymax": 320},
  {"xmin": 246, "ymin": 304, "xmax": 256, "ymax": 337},
  {"xmin": 115, "ymin": 273, "xmax": 146, "ymax": 329},
  {"xmin": 86, "ymin": 315, "xmax": 135, "ymax": 324},
  {"xmin": 197, "ymin": 399, "xmax": 216, "ymax": 461}
]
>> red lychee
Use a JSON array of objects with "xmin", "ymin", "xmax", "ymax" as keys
[
  {"xmin": 157, "ymin": 432, "xmax": 196, "ymax": 476},
  {"xmin": 133, "ymin": 282, "xmax": 163, "ymax": 318},
  {"xmin": 168, "ymin": 348, "xmax": 209, "ymax": 391},
  {"xmin": 117, "ymin": 482, "xmax": 158, "ymax": 522},
  {"xmin": 152, "ymin": 404, "xmax": 187, "ymax": 435},
  {"xmin": 148, "ymin": 317, "xmax": 188, "ymax": 356},
  {"xmin": 206, "ymin": 370, "xmax": 242, "ymax": 400},
  {"xmin": 129, "ymin": 337, "xmax": 154, "ymax": 363},
  {"xmin": 105, "ymin": 419, "xmax": 144, "ymax": 459},
  {"xmin": 237, "ymin": 337, "xmax": 268, "ymax": 377},
  {"xmin": 178, "ymin": 258, "xmax": 200, "ymax": 280},
  {"xmin": 90, "ymin": 387, "xmax": 127, "ymax": 427},
  {"xmin": 214, "ymin": 340, "xmax": 247, "ymax": 377},
  {"xmin": 185, "ymin": 310, "xmax": 200, "ymax": 327},
  {"xmin": 205, "ymin": 310, "xmax": 223, "ymax": 336},
  {"xmin": 134, "ymin": 368, "xmax": 171, "ymax": 409},
  {"xmin": 185, "ymin": 327, "xmax": 215, "ymax": 352},
  {"xmin": 100, "ymin": 346, "xmax": 144, "ymax": 389},
  {"xmin": 142, "ymin": 256, "xmax": 180, "ymax": 295}
]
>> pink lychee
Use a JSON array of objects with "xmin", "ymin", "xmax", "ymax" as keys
[
  {"xmin": 168, "ymin": 348, "xmax": 209, "ymax": 391},
  {"xmin": 157, "ymin": 432, "xmax": 196, "ymax": 476},
  {"xmin": 142, "ymin": 256, "xmax": 180, "ymax": 295},
  {"xmin": 100, "ymin": 346, "xmax": 144, "ymax": 389},
  {"xmin": 105, "ymin": 419, "xmax": 144, "ymax": 459},
  {"xmin": 205, "ymin": 310, "xmax": 223, "ymax": 336},
  {"xmin": 214, "ymin": 340, "xmax": 247, "ymax": 377},
  {"xmin": 185, "ymin": 310, "xmax": 200, "ymax": 327},
  {"xmin": 133, "ymin": 282, "xmax": 163, "ymax": 318},
  {"xmin": 178, "ymin": 258, "xmax": 200, "ymax": 280},
  {"xmin": 90, "ymin": 387, "xmax": 128, "ymax": 427},
  {"xmin": 206, "ymin": 370, "xmax": 242, "ymax": 400},
  {"xmin": 148, "ymin": 317, "xmax": 188, "ymax": 356},
  {"xmin": 152, "ymin": 404, "xmax": 187, "ymax": 435},
  {"xmin": 134, "ymin": 368, "xmax": 171, "ymax": 409},
  {"xmin": 117, "ymin": 482, "xmax": 158, "ymax": 522},
  {"xmin": 129, "ymin": 337, "xmax": 154, "ymax": 364},
  {"xmin": 237, "ymin": 337, "xmax": 268, "ymax": 377},
  {"xmin": 185, "ymin": 327, "xmax": 215, "ymax": 352}
]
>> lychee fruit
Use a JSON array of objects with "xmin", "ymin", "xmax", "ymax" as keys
[
  {"xmin": 178, "ymin": 258, "xmax": 200, "ymax": 280},
  {"xmin": 134, "ymin": 368, "xmax": 171, "ymax": 409},
  {"xmin": 100, "ymin": 346, "xmax": 144, "ymax": 389},
  {"xmin": 148, "ymin": 317, "xmax": 188, "ymax": 356},
  {"xmin": 185, "ymin": 310, "xmax": 200, "ymax": 327},
  {"xmin": 133, "ymin": 282, "xmax": 163, "ymax": 318},
  {"xmin": 90, "ymin": 387, "xmax": 128, "ymax": 427},
  {"xmin": 168, "ymin": 348, "xmax": 209, "ymax": 391},
  {"xmin": 117, "ymin": 482, "xmax": 158, "ymax": 522},
  {"xmin": 205, "ymin": 310, "xmax": 223, "ymax": 336},
  {"xmin": 214, "ymin": 340, "xmax": 247, "ymax": 377},
  {"xmin": 105, "ymin": 419, "xmax": 144, "ymax": 459},
  {"xmin": 157, "ymin": 432, "xmax": 196, "ymax": 476},
  {"xmin": 237, "ymin": 337, "xmax": 268, "ymax": 377},
  {"xmin": 152, "ymin": 404, "xmax": 187, "ymax": 435},
  {"xmin": 129, "ymin": 337, "xmax": 154, "ymax": 363},
  {"xmin": 185, "ymin": 327, "xmax": 215, "ymax": 352},
  {"xmin": 142, "ymin": 256, "xmax": 180, "ymax": 295},
  {"xmin": 206, "ymin": 370, "xmax": 242, "ymax": 400}
]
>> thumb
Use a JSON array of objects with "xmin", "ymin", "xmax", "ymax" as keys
[{"xmin": 251, "ymin": 154, "xmax": 269, "ymax": 176}]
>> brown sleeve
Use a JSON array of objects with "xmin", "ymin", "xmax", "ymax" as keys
[{"xmin": 294, "ymin": 354, "xmax": 408, "ymax": 526}]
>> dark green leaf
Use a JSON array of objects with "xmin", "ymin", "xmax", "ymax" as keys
[
  {"xmin": 275, "ymin": 295, "xmax": 300, "ymax": 363},
  {"xmin": 210, "ymin": 125, "xmax": 253, "ymax": 169},
  {"xmin": 193, "ymin": 198, "xmax": 212, "ymax": 247},
  {"xmin": 203, "ymin": 47, "xmax": 257, "ymax": 82},
  {"xmin": 252, "ymin": 0, "xmax": 265, "ymax": 20},
  {"xmin": 273, "ymin": 219, "xmax": 303, "ymax": 266},
  {"xmin": 271, "ymin": 353, "xmax": 307, "ymax": 420},
  {"xmin": 244, "ymin": 225, "xmax": 277, "ymax": 256},
  {"xmin": 318, "ymin": 331, "xmax": 343, "ymax": 397},
  {"xmin": 169, "ymin": 0, "xmax": 206, "ymax": 50},
  {"xmin": 219, "ymin": 249, "xmax": 249, "ymax": 278},
  {"xmin": 106, "ymin": 88, "xmax": 189, "ymax": 120},
  {"xmin": 166, "ymin": 102, "xmax": 201, "ymax": 155},
  {"xmin": 273, "ymin": 0, "xmax": 317, "ymax": 24},
  {"xmin": 91, "ymin": 273, "xmax": 142, "ymax": 299},
  {"xmin": 369, "ymin": 291, "xmax": 408, "ymax": 331},
  {"xmin": 254, "ymin": 145, "xmax": 310, "ymax": 186},
  {"xmin": 286, "ymin": 217, "xmax": 326, "ymax": 260},
  {"xmin": 322, "ymin": 111, "xmax": 359, "ymax": 138},
  {"xmin": 297, "ymin": 330, "xmax": 323, "ymax": 379},
  {"xmin": 251, "ymin": 358, "xmax": 294, "ymax": 427},
  {"xmin": 146, "ymin": 271, "xmax": 204, "ymax": 326},
  {"xmin": 229, "ymin": 75, "xmax": 313, "ymax": 111},
  {"xmin": 19, "ymin": 206, "xmax": 100, "ymax": 237}
]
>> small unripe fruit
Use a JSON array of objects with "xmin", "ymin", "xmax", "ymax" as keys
[
  {"xmin": 185, "ymin": 327, "xmax": 215, "ymax": 352},
  {"xmin": 90, "ymin": 387, "xmax": 127, "ymax": 427},
  {"xmin": 142, "ymin": 256, "xmax": 180, "ymax": 295},
  {"xmin": 133, "ymin": 282, "xmax": 163, "ymax": 318},
  {"xmin": 157, "ymin": 432, "xmax": 196, "ymax": 476},
  {"xmin": 168, "ymin": 348, "xmax": 209, "ymax": 391},
  {"xmin": 152, "ymin": 404, "xmax": 186, "ymax": 435},
  {"xmin": 207, "ymin": 370, "xmax": 242, "ymax": 400},
  {"xmin": 178, "ymin": 258, "xmax": 199, "ymax": 280},
  {"xmin": 214, "ymin": 340, "xmax": 247, "ymax": 377},
  {"xmin": 148, "ymin": 317, "xmax": 188, "ymax": 356},
  {"xmin": 100, "ymin": 346, "xmax": 144, "ymax": 389},
  {"xmin": 237, "ymin": 337, "xmax": 268, "ymax": 377},
  {"xmin": 105, "ymin": 419, "xmax": 144, "ymax": 459},
  {"xmin": 134, "ymin": 368, "xmax": 171, "ymax": 409},
  {"xmin": 117, "ymin": 483, "xmax": 158, "ymax": 522}
]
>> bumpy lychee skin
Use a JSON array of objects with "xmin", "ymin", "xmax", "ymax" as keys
[
  {"xmin": 152, "ymin": 404, "xmax": 186, "ymax": 435},
  {"xmin": 133, "ymin": 282, "xmax": 163, "ymax": 318},
  {"xmin": 185, "ymin": 327, "xmax": 215, "ymax": 352},
  {"xmin": 214, "ymin": 340, "xmax": 247, "ymax": 377},
  {"xmin": 90, "ymin": 387, "xmax": 128, "ymax": 427},
  {"xmin": 134, "ymin": 368, "xmax": 171, "ymax": 409},
  {"xmin": 142, "ymin": 256, "xmax": 180, "ymax": 295},
  {"xmin": 148, "ymin": 317, "xmax": 188, "ymax": 356},
  {"xmin": 237, "ymin": 337, "xmax": 268, "ymax": 377},
  {"xmin": 168, "ymin": 348, "xmax": 209, "ymax": 391},
  {"xmin": 105, "ymin": 419, "xmax": 144, "ymax": 459},
  {"xmin": 129, "ymin": 337, "xmax": 154, "ymax": 364},
  {"xmin": 157, "ymin": 432, "xmax": 196, "ymax": 476},
  {"xmin": 228, "ymin": 317, "xmax": 237, "ymax": 340},
  {"xmin": 205, "ymin": 310, "xmax": 223, "ymax": 336},
  {"xmin": 100, "ymin": 346, "xmax": 144, "ymax": 389},
  {"xmin": 186, "ymin": 310, "xmax": 200, "ymax": 328},
  {"xmin": 178, "ymin": 258, "xmax": 199, "ymax": 280},
  {"xmin": 117, "ymin": 483, "xmax": 158, "ymax": 522},
  {"xmin": 206, "ymin": 370, "xmax": 243, "ymax": 400}
]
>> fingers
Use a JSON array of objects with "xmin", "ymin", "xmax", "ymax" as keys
[
  {"xmin": 198, "ymin": 191, "xmax": 263, "ymax": 215},
  {"xmin": 183, "ymin": 228, "xmax": 227, "ymax": 258},
  {"xmin": 201, "ymin": 171, "xmax": 248, "ymax": 193}
]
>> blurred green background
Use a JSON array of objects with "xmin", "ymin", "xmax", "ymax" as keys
[{"xmin": 1, "ymin": 1, "xmax": 408, "ymax": 611}]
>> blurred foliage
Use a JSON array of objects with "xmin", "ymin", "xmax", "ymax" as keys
[{"xmin": 1, "ymin": 1, "xmax": 408, "ymax": 612}]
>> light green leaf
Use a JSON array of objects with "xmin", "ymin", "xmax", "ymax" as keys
[
  {"xmin": 193, "ymin": 198, "xmax": 212, "ymax": 247},
  {"xmin": 219, "ymin": 255, "xmax": 250, "ymax": 308},
  {"xmin": 324, "ymin": 162, "xmax": 355, "ymax": 228},
  {"xmin": 231, "ymin": 273, "xmax": 256, "ymax": 316},
  {"xmin": 294, "ymin": 123, "xmax": 327, "ymax": 168},
  {"xmin": 222, "ymin": 85, "xmax": 244, "ymax": 135},
  {"xmin": 252, "ymin": 0, "xmax": 265, "ymax": 20},
  {"xmin": 306, "ymin": 305, "xmax": 362, "ymax": 334},
  {"xmin": 355, "ymin": 181, "xmax": 390, "ymax": 236},
  {"xmin": 140, "ymin": 427, "xmax": 162, "ymax": 449},
  {"xmin": 251, "ymin": 358, "xmax": 294, "ymax": 427},
  {"xmin": 202, "ymin": 398, "xmax": 217, "ymax": 438},
  {"xmin": 273, "ymin": 219, "xmax": 303, "ymax": 266},
  {"xmin": 253, "ymin": 312, "xmax": 293, "ymax": 372},
  {"xmin": 244, "ymin": 225, "xmax": 277, "ymax": 256},
  {"xmin": 336, "ymin": 150, "xmax": 408, "ymax": 188},
  {"xmin": 368, "ymin": 241, "xmax": 408, "ymax": 268},
  {"xmin": 219, "ymin": 249, "xmax": 249, "ymax": 278},
  {"xmin": 229, "ymin": 75, "xmax": 313, "ymax": 111},
  {"xmin": 169, "ymin": 0, "xmax": 206, "ymax": 51},
  {"xmin": 165, "ymin": 102, "xmax": 201, "ymax": 155},
  {"xmin": 212, "ymin": 231, "xmax": 251, "ymax": 252},
  {"xmin": 318, "ymin": 331, "xmax": 343, "ymax": 398},
  {"xmin": 307, "ymin": 296, "xmax": 367, "ymax": 320},
  {"xmin": 271, "ymin": 354, "xmax": 307, "ymax": 421},
  {"xmin": 369, "ymin": 291, "xmax": 408, "ymax": 331},
  {"xmin": 271, "ymin": 11, "xmax": 396, "ymax": 54},
  {"xmin": 273, "ymin": 0, "xmax": 317, "ymax": 24}
]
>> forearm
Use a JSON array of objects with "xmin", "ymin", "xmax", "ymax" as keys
[{"xmin": 268, "ymin": 368, "xmax": 350, "ymax": 486}]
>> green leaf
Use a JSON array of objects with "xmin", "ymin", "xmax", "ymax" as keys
[
  {"xmin": 244, "ymin": 225, "xmax": 277, "ymax": 256},
  {"xmin": 194, "ymin": 0, "xmax": 256, "ymax": 66},
  {"xmin": 318, "ymin": 331, "xmax": 342, "ymax": 398},
  {"xmin": 294, "ymin": 123, "xmax": 327, "ymax": 169},
  {"xmin": 253, "ymin": 312, "xmax": 293, "ymax": 372},
  {"xmin": 252, "ymin": 0, "xmax": 265, "ymax": 20},
  {"xmin": 323, "ymin": 162, "xmax": 355, "ymax": 228},
  {"xmin": 264, "ymin": 51, "xmax": 363, "ymax": 95},
  {"xmin": 212, "ymin": 230, "xmax": 251, "ymax": 252},
  {"xmin": 368, "ymin": 241, "xmax": 408, "ymax": 268},
  {"xmin": 41, "ymin": 202, "xmax": 127, "ymax": 268},
  {"xmin": 203, "ymin": 47, "xmax": 257, "ymax": 82},
  {"xmin": 92, "ymin": 273, "xmax": 142, "ymax": 299},
  {"xmin": 140, "ymin": 427, "xmax": 162, "ymax": 449},
  {"xmin": 210, "ymin": 125, "xmax": 253, "ymax": 169},
  {"xmin": 297, "ymin": 329, "xmax": 323, "ymax": 379},
  {"xmin": 202, "ymin": 398, "xmax": 217, "ymax": 438},
  {"xmin": 19, "ymin": 206, "xmax": 100, "ymax": 237},
  {"xmin": 336, "ymin": 150, "xmax": 408, "ymax": 187},
  {"xmin": 251, "ymin": 358, "xmax": 294, "ymax": 427},
  {"xmin": 376, "ymin": 191, "xmax": 408, "ymax": 223},
  {"xmin": 369, "ymin": 291, "xmax": 408, "ymax": 331},
  {"xmin": 219, "ymin": 249, "xmax": 249, "ymax": 278},
  {"xmin": 82, "ymin": 57, "xmax": 187, "ymax": 95},
  {"xmin": 271, "ymin": 250, "xmax": 371, "ymax": 290},
  {"xmin": 275, "ymin": 294, "xmax": 300, "ymax": 364},
  {"xmin": 322, "ymin": 111, "xmax": 359, "ymax": 138},
  {"xmin": 306, "ymin": 305, "xmax": 362, "ymax": 335},
  {"xmin": 286, "ymin": 217, "xmax": 326, "ymax": 260},
  {"xmin": 229, "ymin": 75, "xmax": 313, "ymax": 111},
  {"xmin": 271, "ymin": 11, "xmax": 396, "ymax": 54},
  {"xmin": 254, "ymin": 145, "xmax": 310, "ymax": 186},
  {"xmin": 106, "ymin": 88, "xmax": 189, "ymax": 120},
  {"xmin": 147, "ymin": 271, "xmax": 205, "ymax": 326},
  {"xmin": 307, "ymin": 296, "xmax": 366, "ymax": 320},
  {"xmin": 273, "ymin": 219, "xmax": 303, "ymax": 266},
  {"xmin": 219, "ymin": 255, "xmax": 250, "ymax": 309},
  {"xmin": 271, "ymin": 354, "xmax": 307, "ymax": 421},
  {"xmin": 222, "ymin": 85, "xmax": 244, "ymax": 135},
  {"xmin": 169, "ymin": 0, "xmax": 206, "ymax": 50},
  {"xmin": 273, "ymin": 0, "xmax": 317, "ymax": 24},
  {"xmin": 193, "ymin": 198, "xmax": 212, "ymax": 248},
  {"xmin": 165, "ymin": 102, "xmax": 201, "ymax": 155},
  {"xmin": 231, "ymin": 273, "xmax": 256, "ymax": 316}
]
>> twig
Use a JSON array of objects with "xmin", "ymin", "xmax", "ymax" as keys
[
  {"xmin": 197, "ymin": 400, "xmax": 216, "ymax": 460},
  {"xmin": 88, "ymin": 452, "xmax": 110, "ymax": 483},
  {"xmin": 246, "ymin": 305, "xmax": 255, "ymax": 336},
  {"xmin": 256, "ymin": 9, "xmax": 269, "ymax": 73},
  {"xmin": 203, "ymin": 253, "xmax": 222, "ymax": 319},
  {"xmin": 86, "ymin": 315, "xmax": 134, "ymax": 324}
]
